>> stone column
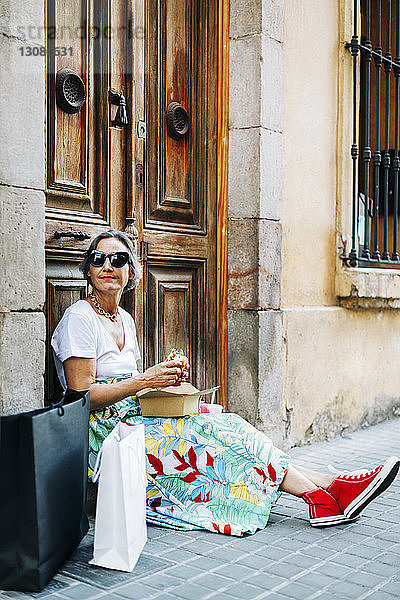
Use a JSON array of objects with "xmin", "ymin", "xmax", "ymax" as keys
[
  {"xmin": 0, "ymin": 4, "xmax": 46, "ymax": 414},
  {"xmin": 228, "ymin": 0, "xmax": 285, "ymax": 446}
]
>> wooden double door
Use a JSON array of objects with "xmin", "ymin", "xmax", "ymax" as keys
[{"xmin": 45, "ymin": 0, "xmax": 223, "ymax": 401}]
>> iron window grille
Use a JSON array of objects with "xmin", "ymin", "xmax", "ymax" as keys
[{"xmin": 343, "ymin": 0, "xmax": 400, "ymax": 268}]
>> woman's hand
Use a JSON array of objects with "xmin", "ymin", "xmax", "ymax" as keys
[
  {"xmin": 164, "ymin": 350, "xmax": 190, "ymax": 385},
  {"xmin": 172, "ymin": 366, "xmax": 189, "ymax": 386},
  {"xmin": 63, "ymin": 356, "xmax": 189, "ymax": 411},
  {"xmin": 142, "ymin": 360, "xmax": 186, "ymax": 388},
  {"xmin": 178, "ymin": 367, "xmax": 189, "ymax": 383}
]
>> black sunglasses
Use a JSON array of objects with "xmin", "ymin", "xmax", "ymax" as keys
[{"xmin": 89, "ymin": 250, "xmax": 129, "ymax": 268}]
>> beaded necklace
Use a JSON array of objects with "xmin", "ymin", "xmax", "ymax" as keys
[{"xmin": 89, "ymin": 292, "xmax": 119, "ymax": 322}]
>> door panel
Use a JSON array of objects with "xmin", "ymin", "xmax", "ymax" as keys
[
  {"xmin": 46, "ymin": 0, "xmax": 89, "ymax": 208},
  {"xmin": 45, "ymin": 0, "xmax": 134, "ymax": 399},
  {"xmin": 135, "ymin": 0, "xmax": 218, "ymax": 392},
  {"xmin": 145, "ymin": 0, "xmax": 210, "ymax": 232},
  {"xmin": 146, "ymin": 261, "xmax": 204, "ymax": 387},
  {"xmin": 45, "ymin": 276, "xmax": 88, "ymax": 400},
  {"xmin": 45, "ymin": 0, "xmax": 133, "ymax": 248}
]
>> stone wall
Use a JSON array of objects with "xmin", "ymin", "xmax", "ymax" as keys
[
  {"xmin": 227, "ymin": 0, "xmax": 286, "ymax": 446},
  {"xmin": 228, "ymin": 0, "xmax": 400, "ymax": 449},
  {"xmin": 281, "ymin": 0, "xmax": 400, "ymax": 446},
  {"xmin": 0, "ymin": 3, "xmax": 46, "ymax": 414}
]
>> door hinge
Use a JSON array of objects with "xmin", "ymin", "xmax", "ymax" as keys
[{"xmin": 140, "ymin": 240, "xmax": 149, "ymax": 262}]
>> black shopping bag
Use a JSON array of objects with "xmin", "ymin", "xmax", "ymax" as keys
[{"xmin": 0, "ymin": 389, "xmax": 90, "ymax": 592}]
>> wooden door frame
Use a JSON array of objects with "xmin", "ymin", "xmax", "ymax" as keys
[{"xmin": 217, "ymin": 0, "xmax": 229, "ymax": 409}]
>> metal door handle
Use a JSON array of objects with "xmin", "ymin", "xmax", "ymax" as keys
[{"xmin": 109, "ymin": 90, "xmax": 128, "ymax": 127}]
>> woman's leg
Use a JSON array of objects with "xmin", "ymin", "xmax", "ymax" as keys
[
  {"xmin": 291, "ymin": 464, "xmax": 335, "ymax": 490},
  {"xmin": 278, "ymin": 464, "xmax": 319, "ymax": 496},
  {"xmin": 280, "ymin": 465, "xmax": 355, "ymax": 527}
]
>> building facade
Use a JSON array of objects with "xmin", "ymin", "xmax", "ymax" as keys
[{"xmin": 1, "ymin": 0, "xmax": 399, "ymax": 450}]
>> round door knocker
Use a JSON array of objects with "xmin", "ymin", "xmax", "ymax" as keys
[
  {"xmin": 56, "ymin": 68, "xmax": 86, "ymax": 114},
  {"xmin": 166, "ymin": 101, "xmax": 189, "ymax": 141}
]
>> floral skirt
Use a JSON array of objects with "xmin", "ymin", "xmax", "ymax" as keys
[{"xmin": 89, "ymin": 375, "xmax": 291, "ymax": 537}]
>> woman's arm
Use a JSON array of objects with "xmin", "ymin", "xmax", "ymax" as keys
[{"xmin": 63, "ymin": 357, "xmax": 186, "ymax": 411}]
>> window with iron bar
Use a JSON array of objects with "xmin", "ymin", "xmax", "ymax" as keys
[{"xmin": 344, "ymin": 0, "xmax": 400, "ymax": 268}]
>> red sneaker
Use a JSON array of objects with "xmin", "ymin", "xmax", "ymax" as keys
[
  {"xmin": 327, "ymin": 456, "xmax": 400, "ymax": 520},
  {"xmin": 300, "ymin": 488, "xmax": 357, "ymax": 527}
]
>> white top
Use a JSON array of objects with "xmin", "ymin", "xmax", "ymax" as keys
[{"xmin": 51, "ymin": 300, "xmax": 141, "ymax": 390}]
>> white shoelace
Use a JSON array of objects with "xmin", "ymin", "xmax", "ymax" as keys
[{"xmin": 327, "ymin": 463, "xmax": 378, "ymax": 480}]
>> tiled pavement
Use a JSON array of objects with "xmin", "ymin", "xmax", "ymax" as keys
[{"xmin": 2, "ymin": 418, "xmax": 400, "ymax": 600}]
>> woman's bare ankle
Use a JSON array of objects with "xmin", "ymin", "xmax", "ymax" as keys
[{"xmin": 320, "ymin": 474, "xmax": 336, "ymax": 489}]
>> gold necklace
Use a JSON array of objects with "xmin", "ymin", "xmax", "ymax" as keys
[{"xmin": 89, "ymin": 292, "xmax": 119, "ymax": 322}]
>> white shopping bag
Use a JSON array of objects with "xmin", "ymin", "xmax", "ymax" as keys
[{"xmin": 89, "ymin": 422, "xmax": 147, "ymax": 572}]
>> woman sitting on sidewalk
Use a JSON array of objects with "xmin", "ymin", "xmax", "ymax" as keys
[{"xmin": 51, "ymin": 230, "xmax": 400, "ymax": 536}]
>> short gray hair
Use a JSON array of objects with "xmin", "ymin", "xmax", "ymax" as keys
[{"xmin": 79, "ymin": 229, "xmax": 142, "ymax": 293}]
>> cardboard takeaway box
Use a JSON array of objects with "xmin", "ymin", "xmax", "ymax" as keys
[{"xmin": 137, "ymin": 382, "xmax": 220, "ymax": 417}]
